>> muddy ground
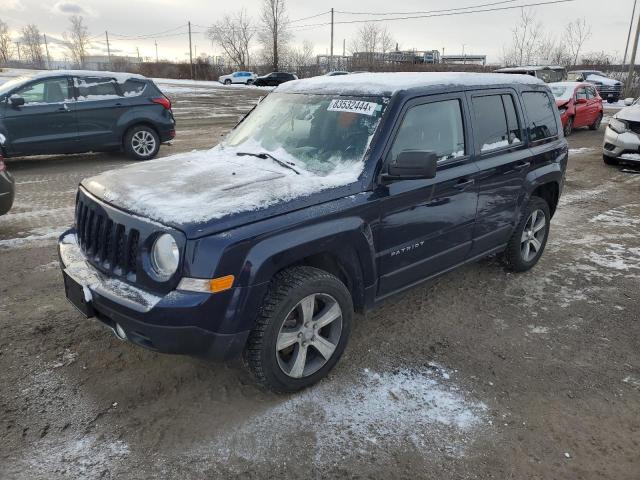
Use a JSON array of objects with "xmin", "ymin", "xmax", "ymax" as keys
[{"xmin": 0, "ymin": 84, "xmax": 639, "ymax": 479}]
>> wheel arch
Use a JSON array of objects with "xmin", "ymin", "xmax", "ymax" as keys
[{"xmin": 531, "ymin": 181, "xmax": 560, "ymax": 218}]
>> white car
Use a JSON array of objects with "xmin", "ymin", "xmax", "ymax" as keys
[
  {"xmin": 603, "ymin": 97, "xmax": 640, "ymax": 165},
  {"xmin": 218, "ymin": 71, "xmax": 257, "ymax": 85}
]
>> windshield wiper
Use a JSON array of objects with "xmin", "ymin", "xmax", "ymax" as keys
[{"xmin": 237, "ymin": 151, "xmax": 300, "ymax": 175}]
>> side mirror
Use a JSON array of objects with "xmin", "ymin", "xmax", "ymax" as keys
[
  {"xmin": 575, "ymin": 98, "xmax": 587, "ymax": 105},
  {"xmin": 9, "ymin": 95, "xmax": 25, "ymax": 107},
  {"xmin": 387, "ymin": 150, "xmax": 438, "ymax": 180},
  {"xmin": 624, "ymin": 97, "xmax": 635, "ymax": 106}
]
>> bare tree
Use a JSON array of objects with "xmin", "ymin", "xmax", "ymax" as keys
[
  {"xmin": 207, "ymin": 9, "xmax": 254, "ymax": 69},
  {"xmin": 63, "ymin": 15, "xmax": 91, "ymax": 68},
  {"xmin": 503, "ymin": 9, "xmax": 542, "ymax": 66},
  {"xmin": 564, "ymin": 18, "xmax": 592, "ymax": 66},
  {"xmin": 286, "ymin": 40, "xmax": 315, "ymax": 68},
  {"xmin": 535, "ymin": 35, "xmax": 571, "ymax": 66},
  {"xmin": 0, "ymin": 19, "xmax": 12, "ymax": 66},
  {"xmin": 21, "ymin": 24, "xmax": 44, "ymax": 67},
  {"xmin": 349, "ymin": 23, "xmax": 395, "ymax": 66},
  {"xmin": 258, "ymin": 0, "xmax": 290, "ymax": 71},
  {"xmin": 581, "ymin": 50, "xmax": 618, "ymax": 66}
]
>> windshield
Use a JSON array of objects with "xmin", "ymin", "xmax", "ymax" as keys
[
  {"xmin": 0, "ymin": 75, "xmax": 33, "ymax": 97},
  {"xmin": 223, "ymin": 92, "xmax": 387, "ymax": 176},
  {"xmin": 550, "ymin": 85, "xmax": 574, "ymax": 101}
]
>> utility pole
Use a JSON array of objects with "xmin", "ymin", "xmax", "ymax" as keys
[
  {"xmin": 188, "ymin": 21, "xmax": 194, "ymax": 80},
  {"xmin": 155, "ymin": 41, "xmax": 159, "ymax": 63},
  {"xmin": 136, "ymin": 46, "xmax": 140, "ymax": 63},
  {"xmin": 342, "ymin": 38, "xmax": 345, "ymax": 57},
  {"xmin": 15, "ymin": 42, "xmax": 20, "ymax": 61},
  {"xmin": 627, "ymin": 10, "xmax": 640, "ymax": 96},
  {"xmin": 105, "ymin": 31, "xmax": 112, "ymax": 69},
  {"xmin": 624, "ymin": 0, "xmax": 638, "ymax": 65},
  {"xmin": 43, "ymin": 34, "xmax": 51, "ymax": 69},
  {"xmin": 330, "ymin": 7, "xmax": 334, "ymax": 70}
]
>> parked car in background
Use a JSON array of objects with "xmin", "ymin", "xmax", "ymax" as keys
[
  {"xmin": 218, "ymin": 71, "xmax": 257, "ymax": 85},
  {"xmin": 603, "ymin": 99, "xmax": 640, "ymax": 165},
  {"xmin": 495, "ymin": 65, "xmax": 567, "ymax": 83},
  {"xmin": 324, "ymin": 71, "xmax": 349, "ymax": 76},
  {"xmin": 568, "ymin": 70, "xmax": 622, "ymax": 103},
  {"xmin": 550, "ymin": 82, "xmax": 603, "ymax": 136},
  {"xmin": 58, "ymin": 72, "xmax": 567, "ymax": 392},
  {"xmin": 252, "ymin": 72, "xmax": 297, "ymax": 87},
  {"xmin": 0, "ymin": 150, "xmax": 15, "ymax": 216},
  {"xmin": 0, "ymin": 70, "xmax": 175, "ymax": 161}
]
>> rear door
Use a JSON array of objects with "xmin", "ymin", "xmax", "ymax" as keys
[
  {"xmin": 74, "ymin": 76, "xmax": 125, "ymax": 149},
  {"xmin": 374, "ymin": 94, "xmax": 480, "ymax": 297},
  {"xmin": 467, "ymin": 90, "xmax": 532, "ymax": 255},
  {"xmin": 2, "ymin": 76, "xmax": 78, "ymax": 155}
]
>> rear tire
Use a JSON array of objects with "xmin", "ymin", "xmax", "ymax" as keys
[
  {"xmin": 564, "ymin": 116, "xmax": 573, "ymax": 136},
  {"xmin": 246, "ymin": 79, "xmax": 254, "ymax": 85},
  {"xmin": 124, "ymin": 125, "xmax": 160, "ymax": 161},
  {"xmin": 246, "ymin": 266, "xmax": 353, "ymax": 393},
  {"xmin": 503, "ymin": 196, "xmax": 550, "ymax": 273},
  {"xmin": 589, "ymin": 113, "xmax": 603, "ymax": 130},
  {"xmin": 603, "ymin": 154, "xmax": 618, "ymax": 166}
]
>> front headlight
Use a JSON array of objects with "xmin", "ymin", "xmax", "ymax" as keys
[
  {"xmin": 609, "ymin": 117, "xmax": 628, "ymax": 134},
  {"xmin": 151, "ymin": 233, "xmax": 179, "ymax": 278},
  {"xmin": 558, "ymin": 106, "xmax": 568, "ymax": 115}
]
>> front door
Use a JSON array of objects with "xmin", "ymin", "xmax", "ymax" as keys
[
  {"xmin": 573, "ymin": 86, "xmax": 589, "ymax": 127},
  {"xmin": 2, "ymin": 76, "xmax": 77, "ymax": 155},
  {"xmin": 374, "ymin": 94, "xmax": 479, "ymax": 298}
]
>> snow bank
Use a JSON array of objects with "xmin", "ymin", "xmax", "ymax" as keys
[
  {"xmin": 84, "ymin": 143, "xmax": 366, "ymax": 225},
  {"xmin": 277, "ymin": 72, "xmax": 543, "ymax": 96}
]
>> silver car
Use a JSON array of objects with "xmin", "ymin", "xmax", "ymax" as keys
[{"xmin": 603, "ymin": 97, "xmax": 640, "ymax": 165}]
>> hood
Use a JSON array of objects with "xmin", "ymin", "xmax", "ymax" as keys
[
  {"xmin": 586, "ymin": 74, "xmax": 620, "ymax": 86},
  {"xmin": 555, "ymin": 99, "xmax": 569, "ymax": 108},
  {"xmin": 81, "ymin": 145, "xmax": 365, "ymax": 238},
  {"xmin": 615, "ymin": 104, "xmax": 640, "ymax": 122}
]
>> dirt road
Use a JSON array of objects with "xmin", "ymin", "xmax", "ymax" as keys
[{"xmin": 1, "ymin": 87, "xmax": 638, "ymax": 479}]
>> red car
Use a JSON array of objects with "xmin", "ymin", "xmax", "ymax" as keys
[{"xmin": 550, "ymin": 82, "xmax": 603, "ymax": 136}]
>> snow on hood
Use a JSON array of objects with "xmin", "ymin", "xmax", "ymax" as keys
[
  {"xmin": 276, "ymin": 72, "xmax": 543, "ymax": 96},
  {"xmin": 585, "ymin": 74, "xmax": 620, "ymax": 86},
  {"xmin": 615, "ymin": 104, "xmax": 640, "ymax": 122},
  {"xmin": 82, "ymin": 145, "xmax": 365, "ymax": 225}
]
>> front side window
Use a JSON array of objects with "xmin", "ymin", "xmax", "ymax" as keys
[
  {"xmin": 576, "ymin": 87, "xmax": 588, "ymax": 101},
  {"xmin": 522, "ymin": 91, "xmax": 558, "ymax": 141},
  {"xmin": 224, "ymin": 92, "xmax": 387, "ymax": 176},
  {"xmin": 389, "ymin": 99, "xmax": 465, "ymax": 162},
  {"xmin": 14, "ymin": 77, "xmax": 71, "ymax": 104},
  {"xmin": 472, "ymin": 94, "xmax": 521, "ymax": 152},
  {"xmin": 76, "ymin": 77, "xmax": 119, "ymax": 100}
]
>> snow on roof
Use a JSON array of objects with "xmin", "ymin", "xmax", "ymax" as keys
[
  {"xmin": 24, "ymin": 70, "xmax": 145, "ymax": 83},
  {"xmin": 276, "ymin": 72, "xmax": 544, "ymax": 96},
  {"xmin": 550, "ymin": 81, "xmax": 585, "ymax": 88}
]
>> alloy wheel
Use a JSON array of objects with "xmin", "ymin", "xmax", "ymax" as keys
[
  {"xmin": 275, "ymin": 293, "xmax": 343, "ymax": 378},
  {"xmin": 520, "ymin": 209, "xmax": 547, "ymax": 262},
  {"xmin": 131, "ymin": 131, "xmax": 156, "ymax": 157}
]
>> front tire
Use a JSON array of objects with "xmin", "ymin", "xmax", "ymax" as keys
[
  {"xmin": 124, "ymin": 125, "xmax": 160, "ymax": 161},
  {"xmin": 589, "ymin": 113, "xmax": 603, "ymax": 130},
  {"xmin": 564, "ymin": 116, "xmax": 574, "ymax": 136},
  {"xmin": 224, "ymin": 79, "xmax": 232, "ymax": 85},
  {"xmin": 603, "ymin": 154, "xmax": 618, "ymax": 166},
  {"xmin": 503, "ymin": 196, "xmax": 550, "ymax": 272},
  {"xmin": 246, "ymin": 266, "xmax": 353, "ymax": 393}
]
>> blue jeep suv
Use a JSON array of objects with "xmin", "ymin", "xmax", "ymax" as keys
[
  {"xmin": 0, "ymin": 70, "xmax": 175, "ymax": 160},
  {"xmin": 58, "ymin": 72, "xmax": 567, "ymax": 392}
]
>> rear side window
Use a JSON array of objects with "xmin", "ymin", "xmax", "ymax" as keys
[
  {"xmin": 76, "ymin": 77, "xmax": 119, "ymax": 99},
  {"xmin": 586, "ymin": 86, "xmax": 597, "ymax": 99},
  {"xmin": 389, "ymin": 99, "xmax": 465, "ymax": 162},
  {"xmin": 522, "ymin": 92, "xmax": 558, "ymax": 141},
  {"xmin": 121, "ymin": 79, "xmax": 146, "ymax": 97},
  {"xmin": 471, "ymin": 94, "xmax": 521, "ymax": 152}
]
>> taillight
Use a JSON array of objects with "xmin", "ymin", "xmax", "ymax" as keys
[{"xmin": 151, "ymin": 96, "xmax": 171, "ymax": 110}]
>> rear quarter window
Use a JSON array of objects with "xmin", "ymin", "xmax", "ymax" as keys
[
  {"xmin": 121, "ymin": 79, "xmax": 146, "ymax": 97},
  {"xmin": 522, "ymin": 91, "xmax": 558, "ymax": 142}
]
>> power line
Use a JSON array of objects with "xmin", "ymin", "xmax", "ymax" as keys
[
  {"xmin": 293, "ymin": 0, "xmax": 577, "ymax": 28},
  {"xmin": 334, "ymin": 0, "xmax": 519, "ymax": 16},
  {"xmin": 108, "ymin": 24, "xmax": 187, "ymax": 40},
  {"xmin": 290, "ymin": 10, "xmax": 331, "ymax": 23}
]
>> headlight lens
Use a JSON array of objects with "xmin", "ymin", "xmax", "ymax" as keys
[
  {"xmin": 558, "ymin": 106, "xmax": 568, "ymax": 115},
  {"xmin": 609, "ymin": 117, "xmax": 628, "ymax": 134},
  {"xmin": 151, "ymin": 233, "xmax": 179, "ymax": 278}
]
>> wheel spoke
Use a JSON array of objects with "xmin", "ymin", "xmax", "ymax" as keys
[
  {"xmin": 521, "ymin": 230, "xmax": 529, "ymax": 243},
  {"xmin": 314, "ymin": 301, "xmax": 341, "ymax": 329},
  {"xmin": 533, "ymin": 216, "xmax": 546, "ymax": 233},
  {"xmin": 312, "ymin": 335, "xmax": 337, "ymax": 360},
  {"xmin": 530, "ymin": 210, "xmax": 538, "ymax": 227},
  {"xmin": 300, "ymin": 295, "xmax": 315, "ymax": 323},
  {"xmin": 276, "ymin": 330, "xmax": 299, "ymax": 351},
  {"xmin": 522, "ymin": 241, "xmax": 531, "ymax": 260},
  {"xmin": 289, "ymin": 344, "xmax": 308, "ymax": 378},
  {"xmin": 530, "ymin": 237, "xmax": 542, "ymax": 251}
]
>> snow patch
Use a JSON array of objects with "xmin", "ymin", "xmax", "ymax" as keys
[
  {"xmin": 0, "ymin": 226, "xmax": 65, "ymax": 249},
  {"xmin": 569, "ymin": 147, "xmax": 594, "ymax": 155}
]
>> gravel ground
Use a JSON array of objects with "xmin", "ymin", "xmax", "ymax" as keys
[{"xmin": 0, "ymin": 83, "xmax": 639, "ymax": 479}]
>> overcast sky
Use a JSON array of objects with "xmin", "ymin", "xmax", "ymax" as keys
[{"xmin": 1, "ymin": 0, "xmax": 635, "ymax": 64}]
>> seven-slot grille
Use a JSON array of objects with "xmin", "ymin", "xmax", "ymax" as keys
[{"xmin": 76, "ymin": 198, "xmax": 139, "ymax": 277}]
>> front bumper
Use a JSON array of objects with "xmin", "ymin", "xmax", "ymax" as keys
[
  {"xmin": 58, "ymin": 231, "xmax": 249, "ymax": 360},
  {"xmin": 603, "ymin": 126, "xmax": 640, "ymax": 160}
]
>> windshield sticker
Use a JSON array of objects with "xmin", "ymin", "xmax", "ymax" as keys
[{"xmin": 327, "ymin": 99, "xmax": 380, "ymax": 116}]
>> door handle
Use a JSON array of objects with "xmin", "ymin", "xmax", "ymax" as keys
[
  {"xmin": 454, "ymin": 179, "xmax": 474, "ymax": 190},
  {"xmin": 513, "ymin": 161, "xmax": 531, "ymax": 171},
  {"xmin": 58, "ymin": 104, "xmax": 70, "ymax": 112}
]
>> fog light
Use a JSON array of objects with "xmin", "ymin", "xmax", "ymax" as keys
[{"xmin": 114, "ymin": 323, "xmax": 127, "ymax": 340}]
